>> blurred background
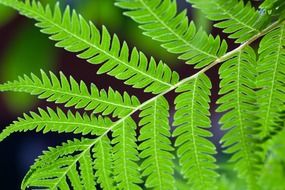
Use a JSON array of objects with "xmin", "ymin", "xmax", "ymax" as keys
[{"xmin": 0, "ymin": 0, "xmax": 262, "ymax": 189}]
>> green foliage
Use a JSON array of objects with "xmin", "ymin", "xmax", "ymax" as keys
[
  {"xmin": 139, "ymin": 97, "xmax": 174, "ymax": 189},
  {"xmin": 217, "ymin": 47, "xmax": 260, "ymax": 189},
  {"xmin": 256, "ymin": 25, "xmax": 285, "ymax": 138},
  {"xmin": 0, "ymin": 0, "xmax": 284, "ymax": 190},
  {"xmin": 173, "ymin": 74, "xmax": 218, "ymax": 189},
  {"xmin": 112, "ymin": 118, "xmax": 142, "ymax": 190},
  {"xmin": 21, "ymin": 138, "xmax": 97, "ymax": 189},
  {"xmin": 116, "ymin": 0, "xmax": 228, "ymax": 68},
  {"xmin": 0, "ymin": 0, "xmax": 179, "ymax": 94},
  {"xmin": 0, "ymin": 107, "xmax": 111, "ymax": 141},
  {"xmin": 0, "ymin": 70, "xmax": 140, "ymax": 118},
  {"xmin": 188, "ymin": 0, "xmax": 270, "ymax": 43},
  {"xmin": 93, "ymin": 136, "xmax": 114, "ymax": 190}
]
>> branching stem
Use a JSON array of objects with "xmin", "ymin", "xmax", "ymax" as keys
[
  {"xmin": 34, "ymin": 19, "xmax": 284, "ymax": 189},
  {"xmin": 88, "ymin": 19, "xmax": 284, "ymax": 149}
]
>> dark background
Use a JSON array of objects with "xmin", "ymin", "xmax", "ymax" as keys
[{"xmin": 0, "ymin": 0, "xmax": 261, "ymax": 189}]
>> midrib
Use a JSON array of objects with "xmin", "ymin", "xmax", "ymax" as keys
[
  {"xmin": 190, "ymin": 78, "xmax": 204, "ymax": 186},
  {"xmin": 153, "ymin": 100, "xmax": 163, "ymax": 189}
]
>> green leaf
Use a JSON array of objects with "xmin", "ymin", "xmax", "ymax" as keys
[
  {"xmin": 256, "ymin": 24, "xmax": 285, "ymax": 138},
  {"xmin": 188, "ymin": 0, "xmax": 270, "ymax": 43},
  {"xmin": 173, "ymin": 73, "xmax": 218, "ymax": 190},
  {"xmin": 93, "ymin": 136, "xmax": 115, "ymax": 190},
  {"xmin": 138, "ymin": 96, "xmax": 174, "ymax": 189},
  {"xmin": 0, "ymin": 107, "xmax": 111, "ymax": 141},
  {"xmin": 116, "ymin": 0, "xmax": 228, "ymax": 68},
  {"xmin": 112, "ymin": 117, "xmax": 142, "ymax": 190},
  {"xmin": 0, "ymin": 70, "xmax": 140, "ymax": 118},
  {"xmin": 217, "ymin": 47, "xmax": 260, "ymax": 190},
  {"xmin": 22, "ymin": 138, "xmax": 96, "ymax": 190}
]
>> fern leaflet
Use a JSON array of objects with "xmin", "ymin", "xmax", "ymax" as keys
[
  {"xmin": 217, "ymin": 47, "xmax": 260, "ymax": 189},
  {"xmin": 93, "ymin": 136, "xmax": 114, "ymax": 190},
  {"xmin": 173, "ymin": 73, "xmax": 218, "ymax": 190},
  {"xmin": 112, "ymin": 117, "xmax": 142, "ymax": 190},
  {"xmin": 116, "ymin": 0, "xmax": 228, "ymax": 68},
  {"xmin": 22, "ymin": 138, "xmax": 96, "ymax": 190},
  {"xmin": 0, "ymin": 70, "xmax": 140, "ymax": 118},
  {"xmin": 0, "ymin": 107, "xmax": 111, "ymax": 141},
  {"xmin": 138, "ymin": 96, "xmax": 174, "ymax": 189},
  {"xmin": 256, "ymin": 24, "xmax": 285, "ymax": 138}
]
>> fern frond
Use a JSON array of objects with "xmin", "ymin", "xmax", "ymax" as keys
[
  {"xmin": 0, "ymin": 0, "xmax": 180, "ymax": 94},
  {"xmin": 217, "ymin": 47, "xmax": 260, "ymax": 189},
  {"xmin": 188, "ymin": 0, "xmax": 270, "ymax": 43},
  {"xmin": 0, "ymin": 70, "xmax": 140, "ymax": 117},
  {"xmin": 112, "ymin": 117, "xmax": 142, "ymax": 190},
  {"xmin": 256, "ymin": 24, "xmax": 285, "ymax": 138},
  {"xmin": 173, "ymin": 73, "xmax": 218, "ymax": 190},
  {"xmin": 93, "ymin": 136, "xmax": 114, "ymax": 190},
  {"xmin": 22, "ymin": 138, "xmax": 96, "ymax": 190},
  {"xmin": 0, "ymin": 107, "xmax": 111, "ymax": 141},
  {"xmin": 115, "ymin": 0, "xmax": 228, "ymax": 68},
  {"xmin": 138, "ymin": 96, "xmax": 174, "ymax": 189}
]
